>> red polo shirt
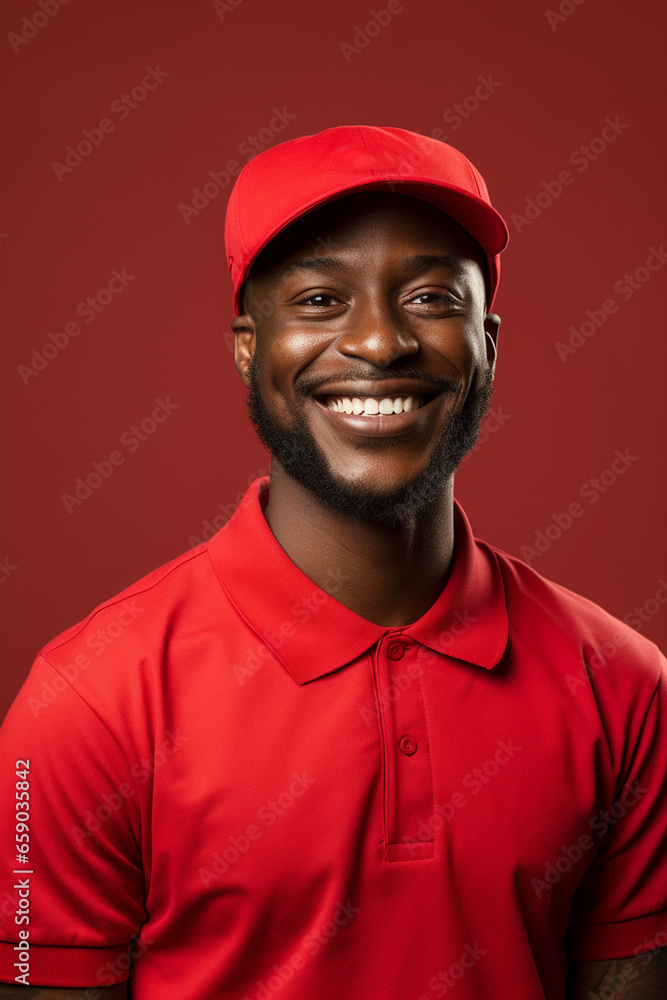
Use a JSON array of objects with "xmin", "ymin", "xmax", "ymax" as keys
[{"xmin": 1, "ymin": 475, "xmax": 666, "ymax": 999}]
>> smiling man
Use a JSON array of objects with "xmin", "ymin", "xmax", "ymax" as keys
[{"xmin": 0, "ymin": 126, "xmax": 666, "ymax": 1000}]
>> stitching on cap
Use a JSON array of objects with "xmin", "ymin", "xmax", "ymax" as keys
[
  {"xmin": 459, "ymin": 153, "xmax": 481, "ymax": 197},
  {"xmin": 354, "ymin": 125, "xmax": 369, "ymax": 148}
]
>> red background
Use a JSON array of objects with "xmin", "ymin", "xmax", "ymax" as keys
[{"xmin": 1, "ymin": 0, "xmax": 666, "ymax": 716}]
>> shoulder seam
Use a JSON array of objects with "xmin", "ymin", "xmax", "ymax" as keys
[{"xmin": 40, "ymin": 545, "xmax": 209, "ymax": 659}]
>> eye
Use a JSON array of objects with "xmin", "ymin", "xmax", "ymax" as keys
[
  {"xmin": 294, "ymin": 292, "xmax": 340, "ymax": 307},
  {"xmin": 407, "ymin": 291, "xmax": 458, "ymax": 306}
]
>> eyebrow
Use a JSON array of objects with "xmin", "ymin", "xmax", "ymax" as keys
[
  {"xmin": 277, "ymin": 257, "xmax": 351, "ymax": 282},
  {"xmin": 400, "ymin": 254, "xmax": 470, "ymax": 281},
  {"xmin": 277, "ymin": 253, "xmax": 470, "ymax": 284}
]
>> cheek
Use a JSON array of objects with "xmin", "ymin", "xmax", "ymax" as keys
[
  {"xmin": 466, "ymin": 336, "xmax": 490, "ymax": 372},
  {"xmin": 266, "ymin": 329, "xmax": 331, "ymax": 387},
  {"xmin": 256, "ymin": 330, "xmax": 327, "ymax": 416},
  {"xmin": 277, "ymin": 328, "xmax": 329, "ymax": 361},
  {"xmin": 427, "ymin": 325, "xmax": 485, "ymax": 377}
]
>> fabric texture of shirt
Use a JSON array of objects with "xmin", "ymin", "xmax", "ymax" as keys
[{"xmin": 0, "ymin": 475, "xmax": 665, "ymax": 999}]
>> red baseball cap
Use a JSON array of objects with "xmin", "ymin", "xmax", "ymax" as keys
[{"xmin": 224, "ymin": 124, "xmax": 509, "ymax": 315}]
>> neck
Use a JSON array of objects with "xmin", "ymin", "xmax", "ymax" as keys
[{"xmin": 262, "ymin": 461, "xmax": 456, "ymax": 627}]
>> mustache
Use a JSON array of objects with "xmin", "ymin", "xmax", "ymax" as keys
[{"xmin": 295, "ymin": 367, "xmax": 460, "ymax": 396}]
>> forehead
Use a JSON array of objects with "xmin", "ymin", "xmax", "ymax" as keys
[{"xmin": 247, "ymin": 191, "xmax": 487, "ymax": 280}]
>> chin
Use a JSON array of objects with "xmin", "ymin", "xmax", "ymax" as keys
[{"xmin": 327, "ymin": 465, "xmax": 428, "ymax": 498}]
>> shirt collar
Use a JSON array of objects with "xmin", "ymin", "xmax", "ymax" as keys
[{"xmin": 208, "ymin": 476, "xmax": 508, "ymax": 684}]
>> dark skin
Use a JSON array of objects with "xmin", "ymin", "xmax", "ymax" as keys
[
  {"xmin": 2, "ymin": 198, "xmax": 662, "ymax": 998},
  {"xmin": 566, "ymin": 949, "xmax": 667, "ymax": 998},
  {"xmin": 233, "ymin": 193, "xmax": 499, "ymax": 627}
]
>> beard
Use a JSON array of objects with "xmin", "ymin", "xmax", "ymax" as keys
[{"xmin": 246, "ymin": 357, "xmax": 494, "ymax": 529}]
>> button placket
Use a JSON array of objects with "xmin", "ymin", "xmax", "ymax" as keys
[{"xmin": 372, "ymin": 636, "xmax": 435, "ymax": 862}]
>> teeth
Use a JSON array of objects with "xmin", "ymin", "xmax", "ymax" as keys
[{"xmin": 323, "ymin": 393, "xmax": 424, "ymax": 415}]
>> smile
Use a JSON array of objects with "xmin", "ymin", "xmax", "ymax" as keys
[
  {"xmin": 317, "ymin": 392, "xmax": 434, "ymax": 416},
  {"xmin": 312, "ymin": 391, "xmax": 442, "ymax": 439}
]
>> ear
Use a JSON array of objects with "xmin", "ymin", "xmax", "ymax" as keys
[
  {"xmin": 231, "ymin": 314, "xmax": 256, "ymax": 389},
  {"xmin": 483, "ymin": 312, "xmax": 501, "ymax": 372}
]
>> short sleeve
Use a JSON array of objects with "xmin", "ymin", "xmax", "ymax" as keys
[
  {"xmin": 567, "ymin": 653, "xmax": 667, "ymax": 960},
  {"xmin": 0, "ymin": 655, "xmax": 146, "ymax": 988}
]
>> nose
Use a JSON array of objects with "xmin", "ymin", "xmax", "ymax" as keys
[{"xmin": 334, "ymin": 298, "xmax": 420, "ymax": 367}]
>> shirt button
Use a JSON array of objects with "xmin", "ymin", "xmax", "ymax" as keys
[
  {"xmin": 387, "ymin": 641, "xmax": 406, "ymax": 659},
  {"xmin": 399, "ymin": 736, "xmax": 417, "ymax": 756}
]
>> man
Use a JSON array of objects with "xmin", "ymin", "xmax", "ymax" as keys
[{"xmin": 0, "ymin": 126, "xmax": 665, "ymax": 999}]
